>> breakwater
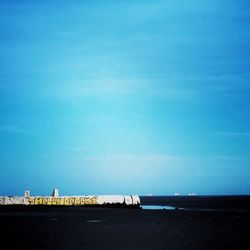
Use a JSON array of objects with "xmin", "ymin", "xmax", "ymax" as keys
[{"xmin": 0, "ymin": 189, "xmax": 140, "ymax": 207}]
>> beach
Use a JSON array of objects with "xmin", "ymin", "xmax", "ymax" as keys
[{"xmin": 1, "ymin": 206, "xmax": 250, "ymax": 249}]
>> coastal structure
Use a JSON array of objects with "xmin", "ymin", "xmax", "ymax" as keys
[{"xmin": 0, "ymin": 189, "xmax": 141, "ymax": 207}]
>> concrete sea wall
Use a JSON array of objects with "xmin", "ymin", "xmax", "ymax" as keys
[{"xmin": 0, "ymin": 194, "xmax": 140, "ymax": 207}]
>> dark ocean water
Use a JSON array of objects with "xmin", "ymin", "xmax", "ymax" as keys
[{"xmin": 139, "ymin": 195, "xmax": 250, "ymax": 210}]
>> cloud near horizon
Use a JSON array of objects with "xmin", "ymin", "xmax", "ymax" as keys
[{"xmin": 0, "ymin": 125, "xmax": 34, "ymax": 135}]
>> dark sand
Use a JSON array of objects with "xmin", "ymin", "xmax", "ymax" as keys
[{"xmin": 1, "ymin": 206, "xmax": 250, "ymax": 249}]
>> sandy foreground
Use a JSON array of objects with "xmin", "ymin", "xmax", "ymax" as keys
[{"xmin": 0, "ymin": 206, "xmax": 250, "ymax": 250}]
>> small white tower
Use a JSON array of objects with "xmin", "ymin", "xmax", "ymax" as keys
[
  {"xmin": 52, "ymin": 188, "xmax": 59, "ymax": 197},
  {"xmin": 24, "ymin": 190, "xmax": 30, "ymax": 198}
]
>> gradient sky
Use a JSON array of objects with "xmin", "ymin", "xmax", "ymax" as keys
[{"xmin": 1, "ymin": 0, "xmax": 250, "ymax": 196}]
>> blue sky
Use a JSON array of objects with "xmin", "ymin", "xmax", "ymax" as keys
[{"xmin": 0, "ymin": 0, "xmax": 250, "ymax": 196}]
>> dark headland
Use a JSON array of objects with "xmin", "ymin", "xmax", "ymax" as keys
[{"xmin": 1, "ymin": 195, "xmax": 250, "ymax": 249}]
